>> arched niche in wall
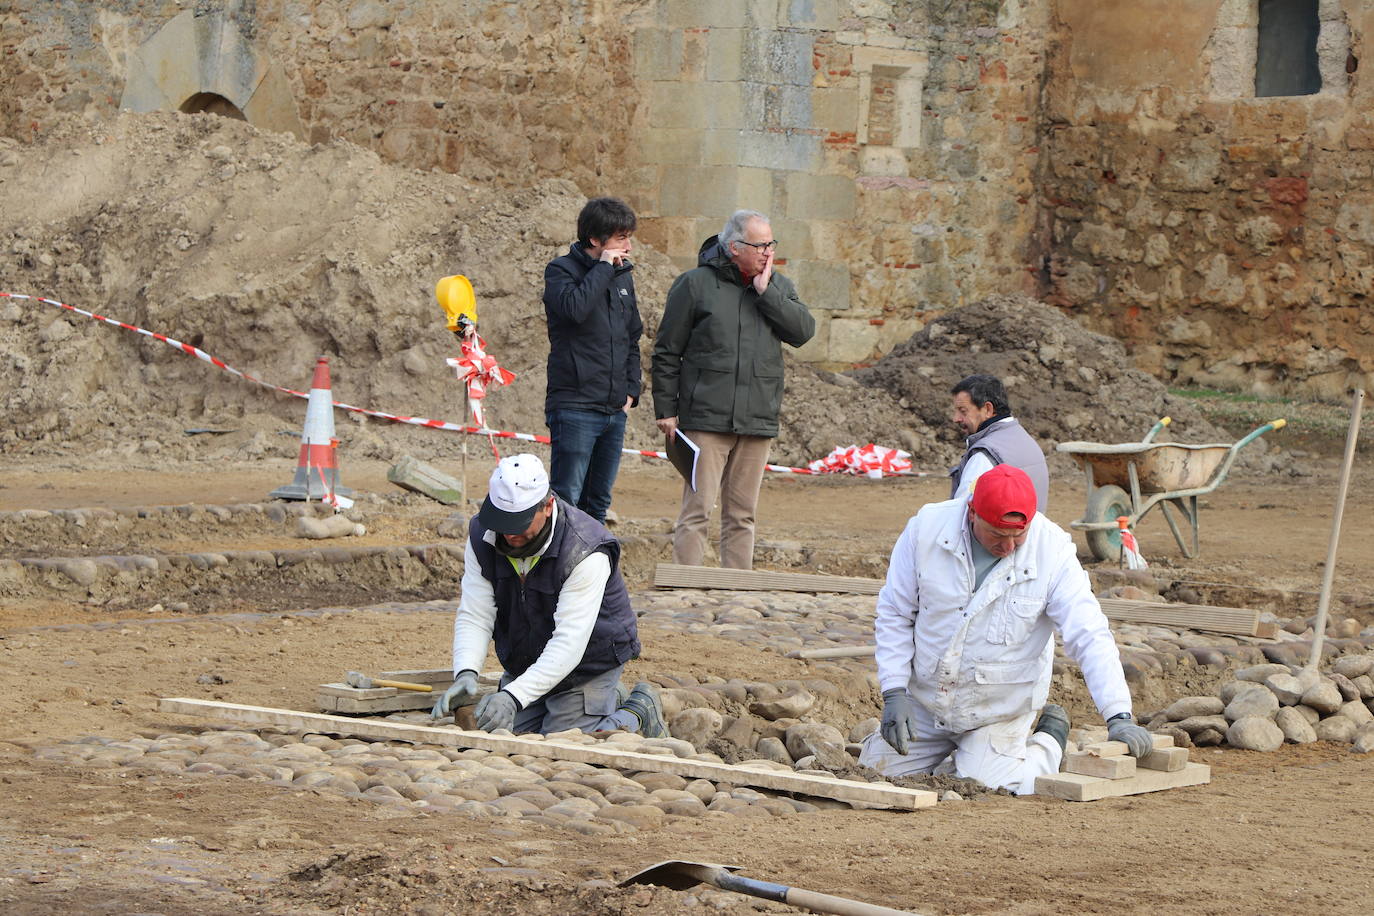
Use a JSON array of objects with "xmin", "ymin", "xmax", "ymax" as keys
[{"xmin": 118, "ymin": 9, "xmax": 305, "ymax": 140}]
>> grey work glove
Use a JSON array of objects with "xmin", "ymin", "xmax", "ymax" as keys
[
  {"xmin": 1106, "ymin": 712, "xmax": 1153, "ymax": 758},
  {"xmin": 880, "ymin": 688, "xmax": 920, "ymax": 756},
  {"xmin": 431, "ymin": 670, "xmax": 480, "ymax": 718},
  {"xmin": 474, "ymin": 689, "xmax": 521, "ymax": 732}
]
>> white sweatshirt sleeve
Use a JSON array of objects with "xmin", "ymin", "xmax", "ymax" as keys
[
  {"xmin": 952, "ymin": 449, "xmax": 994, "ymax": 503},
  {"xmin": 874, "ymin": 516, "xmax": 921, "ymax": 694},
  {"xmin": 1043, "ymin": 537, "xmax": 1133, "ymax": 721},
  {"xmin": 451, "ymin": 539, "xmax": 498, "ymax": 677},
  {"xmin": 502, "ymin": 551, "xmax": 612, "ymax": 708}
]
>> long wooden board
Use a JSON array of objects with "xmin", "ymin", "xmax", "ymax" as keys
[
  {"xmin": 1035, "ymin": 762, "xmax": 1210, "ymax": 801},
  {"xmin": 654, "ymin": 563, "xmax": 883, "ymax": 595},
  {"xmin": 657, "ymin": 564, "xmax": 1273, "ymax": 637},
  {"xmin": 158, "ymin": 698, "xmax": 937, "ymax": 810},
  {"xmin": 1098, "ymin": 598, "xmax": 1275, "ymax": 638}
]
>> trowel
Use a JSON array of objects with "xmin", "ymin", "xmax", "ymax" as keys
[{"xmin": 619, "ymin": 859, "xmax": 922, "ymax": 916}]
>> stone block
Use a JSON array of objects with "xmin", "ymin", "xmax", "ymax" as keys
[
  {"xmin": 1137, "ymin": 746, "xmax": 1188, "ymax": 772},
  {"xmin": 784, "ymin": 173, "xmax": 857, "ymax": 220},
  {"xmin": 791, "ymin": 312, "xmax": 829, "ymax": 362},
  {"xmin": 640, "ymin": 128, "xmax": 707, "ymax": 167},
  {"xmin": 705, "ymin": 128, "xmax": 822, "ymax": 173},
  {"xmin": 387, "ymin": 455, "xmax": 464, "ymax": 505},
  {"xmin": 706, "ymin": 28, "xmax": 747, "ymax": 82},
  {"xmin": 741, "ymin": 30, "xmax": 814, "ymax": 87},
  {"xmin": 777, "ymin": 0, "xmax": 843, "ymax": 31},
  {"xmin": 666, "ymin": 0, "xmax": 759, "ymax": 29},
  {"xmin": 634, "ymin": 29, "xmax": 684, "ymax": 81},
  {"xmin": 811, "ymin": 87, "xmax": 860, "ymax": 133},
  {"xmin": 1064, "ymin": 753, "xmax": 1136, "ymax": 779},
  {"xmin": 827, "ymin": 317, "xmax": 880, "ymax": 363},
  {"xmin": 1034, "ymin": 763, "xmax": 1211, "ymax": 801},
  {"xmin": 785, "ymin": 259, "xmax": 851, "ymax": 311}
]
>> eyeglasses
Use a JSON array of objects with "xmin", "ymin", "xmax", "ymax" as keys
[{"xmin": 734, "ymin": 239, "xmax": 778, "ymax": 252}]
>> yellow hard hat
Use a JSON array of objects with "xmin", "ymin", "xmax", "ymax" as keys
[{"xmin": 435, "ymin": 274, "xmax": 477, "ymax": 332}]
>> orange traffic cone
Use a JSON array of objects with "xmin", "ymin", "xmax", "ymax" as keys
[{"xmin": 269, "ymin": 356, "xmax": 354, "ymax": 506}]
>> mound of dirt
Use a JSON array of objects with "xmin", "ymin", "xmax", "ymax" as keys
[
  {"xmin": 851, "ymin": 295, "xmax": 1291, "ymax": 474},
  {"xmin": 0, "ymin": 112, "xmax": 917, "ymax": 470}
]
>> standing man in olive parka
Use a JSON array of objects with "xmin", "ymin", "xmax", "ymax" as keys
[
  {"xmin": 652, "ymin": 209, "xmax": 816, "ymax": 569},
  {"xmin": 542, "ymin": 197, "xmax": 643, "ymax": 523}
]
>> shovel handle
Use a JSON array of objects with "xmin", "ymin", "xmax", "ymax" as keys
[{"xmin": 713, "ymin": 870, "xmax": 921, "ymax": 916}]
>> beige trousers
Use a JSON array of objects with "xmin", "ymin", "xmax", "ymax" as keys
[{"xmin": 672, "ymin": 430, "xmax": 771, "ymax": 569}]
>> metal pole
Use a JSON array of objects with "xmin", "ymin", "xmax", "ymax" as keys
[
  {"xmin": 1307, "ymin": 388, "xmax": 1364, "ymax": 671},
  {"xmin": 461, "ymin": 388, "xmax": 469, "ymax": 513}
]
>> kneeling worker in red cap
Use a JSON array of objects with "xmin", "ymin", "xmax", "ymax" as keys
[
  {"xmin": 860, "ymin": 464, "xmax": 1151, "ymax": 794},
  {"xmin": 432, "ymin": 454, "xmax": 666, "ymax": 737}
]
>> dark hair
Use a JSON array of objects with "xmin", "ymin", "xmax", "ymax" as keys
[
  {"xmin": 951, "ymin": 374, "xmax": 1011, "ymax": 415},
  {"xmin": 577, "ymin": 197, "xmax": 637, "ymax": 246}
]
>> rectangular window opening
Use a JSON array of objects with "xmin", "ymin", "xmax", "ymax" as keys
[{"xmin": 1256, "ymin": 0, "xmax": 1322, "ymax": 97}]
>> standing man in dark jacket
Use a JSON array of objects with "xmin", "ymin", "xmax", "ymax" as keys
[
  {"xmin": 949, "ymin": 374, "xmax": 1050, "ymax": 512},
  {"xmin": 431, "ymin": 454, "xmax": 666, "ymax": 736},
  {"xmin": 652, "ymin": 209, "xmax": 816, "ymax": 569},
  {"xmin": 542, "ymin": 197, "xmax": 643, "ymax": 523}
]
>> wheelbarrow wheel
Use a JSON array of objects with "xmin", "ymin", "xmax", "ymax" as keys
[{"xmin": 1084, "ymin": 484, "xmax": 1132, "ymax": 562}]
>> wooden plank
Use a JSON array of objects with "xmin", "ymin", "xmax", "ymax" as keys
[
  {"xmin": 1082, "ymin": 741, "xmax": 1128, "ymax": 757},
  {"xmin": 158, "ymin": 698, "xmax": 937, "ymax": 810},
  {"xmin": 1063, "ymin": 753, "xmax": 1136, "ymax": 779},
  {"xmin": 654, "ymin": 563, "xmax": 882, "ymax": 595},
  {"xmin": 1035, "ymin": 762, "xmax": 1210, "ymax": 801},
  {"xmin": 1138, "ymin": 746, "xmax": 1189, "ymax": 772},
  {"xmin": 1098, "ymin": 598, "xmax": 1268, "ymax": 637}
]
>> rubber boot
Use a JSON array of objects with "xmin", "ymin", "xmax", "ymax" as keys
[{"xmin": 1034, "ymin": 704, "xmax": 1070, "ymax": 755}]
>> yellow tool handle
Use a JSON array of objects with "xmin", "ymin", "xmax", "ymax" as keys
[{"xmin": 373, "ymin": 679, "xmax": 433, "ymax": 693}]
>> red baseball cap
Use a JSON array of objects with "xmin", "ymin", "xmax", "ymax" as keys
[{"xmin": 969, "ymin": 464, "xmax": 1037, "ymax": 530}]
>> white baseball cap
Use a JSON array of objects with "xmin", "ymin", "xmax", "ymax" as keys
[{"xmin": 479, "ymin": 454, "xmax": 551, "ymax": 534}]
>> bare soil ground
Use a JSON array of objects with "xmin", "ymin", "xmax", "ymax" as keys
[{"xmin": 3, "ymin": 455, "xmax": 1373, "ymax": 915}]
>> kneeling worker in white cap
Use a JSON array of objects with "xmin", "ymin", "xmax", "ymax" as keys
[{"xmin": 432, "ymin": 453, "xmax": 666, "ymax": 736}]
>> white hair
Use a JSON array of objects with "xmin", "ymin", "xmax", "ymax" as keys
[{"xmin": 719, "ymin": 209, "xmax": 770, "ymax": 250}]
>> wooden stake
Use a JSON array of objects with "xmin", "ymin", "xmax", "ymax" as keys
[{"xmin": 1308, "ymin": 389, "xmax": 1363, "ymax": 670}]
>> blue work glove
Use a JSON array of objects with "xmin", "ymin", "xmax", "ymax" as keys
[
  {"xmin": 474, "ymin": 689, "xmax": 521, "ymax": 732},
  {"xmin": 880, "ymin": 688, "xmax": 920, "ymax": 756},
  {"xmin": 430, "ymin": 669, "xmax": 480, "ymax": 718},
  {"xmin": 1106, "ymin": 712, "xmax": 1153, "ymax": 758}
]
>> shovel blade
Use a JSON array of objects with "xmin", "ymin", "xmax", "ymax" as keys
[{"xmin": 619, "ymin": 860, "xmax": 740, "ymax": 892}]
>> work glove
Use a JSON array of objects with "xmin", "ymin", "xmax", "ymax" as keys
[
  {"xmin": 880, "ymin": 688, "xmax": 920, "ymax": 756},
  {"xmin": 431, "ymin": 670, "xmax": 480, "ymax": 718},
  {"xmin": 1106, "ymin": 712, "xmax": 1153, "ymax": 758},
  {"xmin": 474, "ymin": 689, "xmax": 521, "ymax": 732}
]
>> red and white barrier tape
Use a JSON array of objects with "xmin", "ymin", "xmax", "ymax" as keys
[{"xmin": 4, "ymin": 291, "xmax": 935, "ymax": 478}]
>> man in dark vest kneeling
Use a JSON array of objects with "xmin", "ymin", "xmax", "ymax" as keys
[{"xmin": 432, "ymin": 454, "xmax": 666, "ymax": 736}]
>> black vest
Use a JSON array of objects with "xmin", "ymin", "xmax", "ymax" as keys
[{"xmin": 470, "ymin": 497, "xmax": 639, "ymax": 693}]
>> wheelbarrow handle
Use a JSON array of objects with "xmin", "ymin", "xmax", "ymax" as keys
[
  {"xmin": 1142, "ymin": 416, "xmax": 1171, "ymax": 443},
  {"xmin": 1235, "ymin": 418, "xmax": 1287, "ymax": 450}
]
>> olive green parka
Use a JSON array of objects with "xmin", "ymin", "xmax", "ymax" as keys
[{"xmin": 651, "ymin": 236, "xmax": 816, "ymax": 438}]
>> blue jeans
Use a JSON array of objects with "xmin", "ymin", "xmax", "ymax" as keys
[{"xmin": 546, "ymin": 408, "xmax": 626, "ymax": 522}]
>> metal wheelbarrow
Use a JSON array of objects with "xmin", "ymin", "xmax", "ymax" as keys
[{"xmin": 1057, "ymin": 416, "xmax": 1286, "ymax": 561}]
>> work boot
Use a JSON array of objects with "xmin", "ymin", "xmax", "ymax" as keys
[
  {"xmin": 1034, "ymin": 704, "xmax": 1071, "ymax": 755},
  {"xmin": 619, "ymin": 681, "xmax": 667, "ymax": 738}
]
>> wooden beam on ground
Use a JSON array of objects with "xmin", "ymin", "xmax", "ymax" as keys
[
  {"xmin": 654, "ymin": 563, "xmax": 882, "ymax": 595},
  {"xmin": 1034, "ymin": 762, "xmax": 1210, "ymax": 801},
  {"xmin": 158, "ymin": 698, "xmax": 937, "ymax": 811},
  {"xmin": 785, "ymin": 646, "xmax": 877, "ymax": 660},
  {"xmin": 1098, "ymin": 598, "xmax": 1276, "ymax": 638}
]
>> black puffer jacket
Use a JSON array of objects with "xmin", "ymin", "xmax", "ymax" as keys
[{"xmin": 542, "ymin": 242, "xmax": 643, "ymax": 416}]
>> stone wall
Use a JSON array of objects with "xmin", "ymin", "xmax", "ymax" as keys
[
  {"xmin": 0, "ymin": 0, "xmax": 1054, "ymax": 368},
  {"xmin": 1040, "ymin": 0, "xmax": 1374, "ymax": 398}
]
